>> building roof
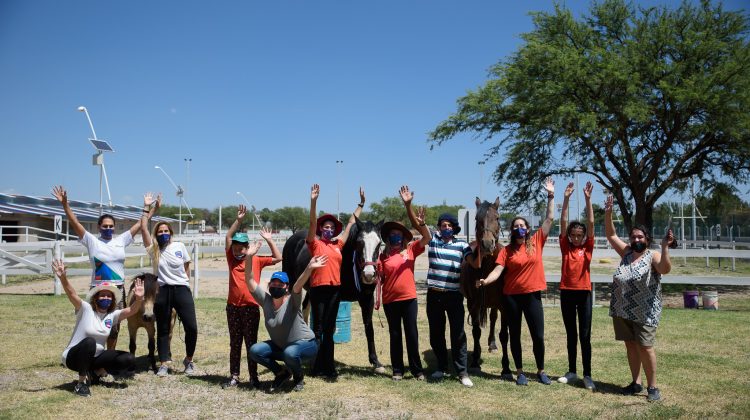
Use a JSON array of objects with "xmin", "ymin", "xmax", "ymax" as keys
[{"xmin": 0, "ymin": 193, "xmax": 179, "ymax": 223}]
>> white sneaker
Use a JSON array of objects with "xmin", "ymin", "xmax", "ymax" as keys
[
  {"xmin": 557, "ymin": 372, "xmax": 577, "ymax": 384},
  {"xmin": 430, "ymin": 371, "xmax": 448, "ymax": 380},
  {"xmin": 459, "ymin": 376, "xmax": 474, "ymax": 387},
  {"xmin": 156, "ymin": 365, "xmax": 169, "ymax": 377},
  {"xmin": 183, "ymin": 358, "xmax": 195, "ymax": 375}
]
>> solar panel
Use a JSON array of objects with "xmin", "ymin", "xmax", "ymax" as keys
[{"xmin": 89, "ymin": 139, "xmax": 114, "ymax": 152}]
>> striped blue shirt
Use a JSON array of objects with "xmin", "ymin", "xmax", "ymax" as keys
[{"xmin": 427, "ymin": 233, "xmax": 471, "ymax": 291}]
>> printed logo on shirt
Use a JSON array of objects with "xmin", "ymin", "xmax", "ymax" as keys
[
  {"xmin": 94, "ymin": 258, "xmax": 123, "ymax": 281},
  {"xmin": 175, "ymin": 251, "xmax": 183, "ymax": 259},
  {"xmin": 104, "ymin": 319, "xmax": 113, "ymax": 329},
  {"xmin": 578, "ymin": 249, "xmax": 585, "ymax": 257}
]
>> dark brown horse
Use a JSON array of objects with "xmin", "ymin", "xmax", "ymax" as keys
[
  {"xmin": 460, "ymin": 198, "xmax": 510, "ymax": 375},
  {"xmin": 126, "ymin": 273, "xmax": 175, "ymax": 372}
]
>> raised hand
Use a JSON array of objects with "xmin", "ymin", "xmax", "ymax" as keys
[
  {"xmin": 259, "ymin": 226, "xmax": 273, "ymax": 240},
  {"xmin": 308, "ymin": 255, "xmax": 328, "ymax": 269},
  {"xmin": 133, "ymin": 277, "xmax": 145, "ymax": 299},
  {"xmin": 604, "ymin": 194, "xmax": 614, "ymax": 212},
  {"xmin": 415, "ymin": 206, "xmax": 426, "ymax": 225},
  {"xmin": 144, "ymin": 192, "xmax": 158, "ymax": 208},
  {"xmin": 584, "ymin": 182, "xmax": 593, "ymax": 199},
  {"xmin": 359, "ymin": 186, "xmax": 366, "ymax": 205},
  {"xmin": 244, "ymin": 240, "xmax": 263, "ymax": 257},
  {"xmin": 52, "ymin": 186, "xmax": 68, "ymax": 205},
  {"xmin": 399, "ymin": 185, "xmax": 413, "ymax": 204},
  {"xmin": 154, "ymin": 193, "xmax": 162, "ymax": 210},
  {"xmin": 52, "ymin": 259, "xmax": 66, "ymax": 277},
  {"xmin": 543, "ymin": 177, "xmax": 555, "ymax": 196},
  {"xmin": 662, "ymin": 228, "xmax": 676, "ymax": 248},
  {"xmin": 311, "ymin": 184, "xmax": 320, "ymax": 201},
  {"xmin": 564, "ymin": 182, "xmax": 574, "ymax": 198},
  {"xmin": 237, "ymin": 204, "xmax": 247, "ymax": 220}
]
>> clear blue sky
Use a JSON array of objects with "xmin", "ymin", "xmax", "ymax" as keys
[{"xmin": 1, "ymin": 0, "xmax": 747, "ymax": 215}]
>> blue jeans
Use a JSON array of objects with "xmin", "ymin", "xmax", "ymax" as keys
[{"xmin": 249, "ymin": 339, "xmax": 318, "ymax": 379}]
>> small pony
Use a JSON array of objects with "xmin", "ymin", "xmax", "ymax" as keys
[{"xmin": 126, "ymin": 273, "xmax": 176, "ymax": 372}]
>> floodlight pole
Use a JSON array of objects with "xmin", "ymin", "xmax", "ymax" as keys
[
  {"xmin": 155, "ymin": 165, "xmax": 184, "ymax": 235},
  {"xmin": 336, "ymin": 160, "xmax": 343, "ymax": 220},
  {"xmin": 478, "ymin": 161, "xmax": 485, "ymax": 198}
]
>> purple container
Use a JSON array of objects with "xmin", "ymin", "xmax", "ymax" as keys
[{"xmin": 683, "ymin": 291, "xmax": 700, "ymax": 309}]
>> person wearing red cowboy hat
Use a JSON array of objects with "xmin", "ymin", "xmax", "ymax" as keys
[
  {"xmin": 375, "ymin": 185, "xmax": 432, "ymax": 381},
  {"xmin": 305, "ymin": 183, "xmax": 365, "ymax": 379}
]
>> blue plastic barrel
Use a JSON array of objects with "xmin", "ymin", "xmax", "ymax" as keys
[{"xmin": 333, "ymin": 301, "xmax": 352, "ymax": 343}]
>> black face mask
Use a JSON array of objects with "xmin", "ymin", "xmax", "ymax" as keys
[
  {"xmin": 630, "ymin": 242, "xmax": 647, "ymax": 252},
  {"xmin": 269, "ymin": 287, "xmax": 287, "ymax": 299}
]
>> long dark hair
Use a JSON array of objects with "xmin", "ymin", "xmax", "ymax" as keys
[{"xmin": 509, "ymin": 216, "xmax": 534, "ymax": 256}]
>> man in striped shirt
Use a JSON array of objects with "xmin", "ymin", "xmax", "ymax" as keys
[{"xmin": 426, "ymin": 213, "xmax": 475, "ymax": 387}]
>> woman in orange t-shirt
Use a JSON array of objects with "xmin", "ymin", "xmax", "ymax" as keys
[
  {"xmin": 557, "ymin": 181, "xmax": 596, "ymax": 390},
  {"xmin": 477, "ymin": 177, "xmax": 556, "ymax": 386},
  {"xmin": 376, "ymin": 185, "xmax": 431, "ymax": 381},
  {"xmin": 305, "ymin": 183, "xmax": 365, "ymax": 379}
]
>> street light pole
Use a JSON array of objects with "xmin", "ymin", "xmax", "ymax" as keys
[
  {"xmin": 78, "ymin": 106, "xmax": 113, "ymax": 215},
  {"xmin": 478, "ymin": 161, "xmax": 485, "ymax": 198},
  {"xmin": 336, "ymin": 160, "xmax": 343, "ymax": 220},
  {"xmin": 184, "ymin": 158, "xmax": 192, "ymax": 205}
]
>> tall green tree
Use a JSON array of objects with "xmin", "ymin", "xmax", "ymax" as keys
[
  {"xmin": 272, "ymin": 207, "xmax": 309, "ymax": 233},
  {"xmin": 429, "ymin": 0, "xmax": 750, "ymax": 231}
]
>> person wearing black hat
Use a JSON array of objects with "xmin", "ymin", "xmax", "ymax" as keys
[
  {"xmin": 376, "ymin": 185, "xmax": 432, "ymax": 381},
  {"xmin": 244, "ymin": 241, "xmax": 322, "ymax": 392},
  {"xmin": 305, "ymin": 183, "xmax": 365, "ymax": 379},
  {"xmin": 424, "ymin": 203, "xmax": 476, "ymax": 387}
]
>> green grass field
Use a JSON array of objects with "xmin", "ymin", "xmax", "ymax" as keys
[{"xmin": 0, "ymin": 294, "xmax": 748, "ymax": 419}]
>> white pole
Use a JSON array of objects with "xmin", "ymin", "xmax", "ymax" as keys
[
  {"xmin": 179, "ymin": 199, "xmax": 183, "ymax": 236},
  {"xmin": 101, "ymin": 162, "xmax": 113, "ymax": 208},
  {"xmin": 53, "ymin": 241, "xmax": 62, "ymax": 296},
  {"xmin": 192, "ymin": 243, "xmax": 199, "ymax": 299},
  {"xmin": 691, "ymin": 177, "xmax": 697, "ymax": 242},
  {"xmin": 576, "ymin": 173, "xmax": 581, "ymax": 221},
  {"xmin": 99, "ymin": 162, "xmax": 103, "ymax": 216},
  {"xmin": 336, "ymin": 160, "xmax": 343, "ymax": 220}
]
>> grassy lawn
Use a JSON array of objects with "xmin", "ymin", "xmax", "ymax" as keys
[{"xmin": 0, "ymin": 294, "xmax": 749, "ymax": 419}]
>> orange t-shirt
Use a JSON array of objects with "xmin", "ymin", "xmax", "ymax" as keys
[
  {"xmin": 226, "ymin": 249, "xmax": 274, "ymax": 306},
  {"xmin": 559, "ymin": 235, "xmax": 594, "ymax": 291},
  {"xmin": 495, "ymin": 230, "xmax": 548, "ymax": 295},
  {"xmin": 378, "ymin": 241, "xmax": 425, "ymax": 304},
  {"xmin": 307, "ymin": 238, "xmax": 344, "ymax": 287}
]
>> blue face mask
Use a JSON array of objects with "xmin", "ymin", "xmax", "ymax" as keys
[
  {"xmin": 100, "ymin": 228, "xmax": 114, "ymax": 240},
  {"xmin": 97, "ymin": 298, "xmax": 113, "ymax": 310},
  {"xmin": 512, "ymin": 227, "xmax": 528, "ymax": 239},
  {"xmin": 321, "ymin": 230, "xmax": 334, "ymax": 240},
  {"xmin": 389, "ymin": 233, "xmax": 403, "ymax": 246},
  {"xmin": 156, "ymin": 233, "xmax": 171, "ymax": 246},
  {"xmin": 440, "ymin": 228, "xmax": 453, "ymax": 239}
]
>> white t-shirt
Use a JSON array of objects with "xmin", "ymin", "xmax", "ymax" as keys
[
  {"xmin": 80, "ymin": 231, "xmax": 133, "ymax": 287},
  {"xmin": 62, "ymin": 301, "xmax": 122, "ymax": 366},
  {"xmin": 148, "ymin": 242, "xmax": 191, "ymax": 286}
]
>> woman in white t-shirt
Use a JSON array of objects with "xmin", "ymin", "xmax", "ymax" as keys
[
  {"xmin": 53, "ymin": 259, "xmax": 145, "ymax": 397},
  {"xmin": 141, "ymin": 199, "xmax": 198, "ymax": 377}
]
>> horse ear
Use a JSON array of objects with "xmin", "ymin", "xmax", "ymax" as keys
[
  {"xmin": 475, "ymin": 197, "xmax": 481, "ymax": 207},
  {"xmin": 493, "ymin": 197, "xmax": 500, "ymax": 209}
]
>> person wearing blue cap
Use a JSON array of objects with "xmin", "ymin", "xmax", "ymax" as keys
[
  {"xmin": 222, "ymin": 204, "xmax": 282, "ymax": 389},
  {"xmin": 244, "ymin": 241, "xmax": 323, "ymax": 392},
  {"xmin": 426, "ymin": 210, "xmax": 475, "ymax": 387}
]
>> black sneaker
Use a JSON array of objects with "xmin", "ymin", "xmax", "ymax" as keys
[
  {"xmin": 293, "ymin": 375, "xmax": 305, "ymax": 391},
  {"xmin": 622, "ymin": 381, "xmax": 643, "ymax": 395},
  {"xmin": 249, "ymin": 377, "xmax": 261, "ymax": 390},
  {"xmin": 270, "ymin": 370, "xmax": 290, "ymax": 391},
  {"xmin": 74, "ymin": 381, "xmax": 91, "ymax": 397},
  {"xmin": 647, "ymin": 386, "xmax": 661, "ymax": 402}
]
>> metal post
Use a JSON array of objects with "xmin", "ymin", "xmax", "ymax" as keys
[
  {"xmin": 192, "ymin": 243, "xmax": 199, "ymax": 299},
  {"xmin": 53, "ymin": 241, "xmax": 62, "ymax": 296}
]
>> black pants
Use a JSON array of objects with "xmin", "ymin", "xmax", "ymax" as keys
[
  {"xmin": 65, "ymin": 337, "xmax": 135, "ymax": 377},
  {"xmin": 560, "ymin": 289, "xmax": 592, "ymax": 376},
  {"xmin": 310, "ymin": 285, "xmax": 340, "ymax": 375},
  {"xmin": 426, "ymin": 289, "xmax": 468, "ymax": 376},
  {"xmin": 358, "ymin": 284, "xmax": 379, "ymax": 366},
  {"xmin": 503, "ymin": 291, "xmax": 545, "ymax": 371},
  {"xmin": 155, "ymin": 284, "xmax": 198, "ymax": 363},
  {"xmin": 384, "ymin": 298, "xmax": 423, "ymax": 376}
]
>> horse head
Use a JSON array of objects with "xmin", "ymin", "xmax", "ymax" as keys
[
  {"xmin": 130, "ymin": 273, "xmax": 160, "ymax": 322},
  {"xmin": 354, "ymin": 217, "xmax": 383, "ymax": 284},
  {"xmin": 475, "ymin": 197, "xmax": 500, "ymax": 254}
]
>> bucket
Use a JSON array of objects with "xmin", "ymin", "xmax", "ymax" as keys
[
  {"xmin": 702, "ymin": 291, "xmax": 719, "ymax": 310},
  {"xmin": 683, "ymin": 291, "xmax": 700, "ymax": 309},
  {"xmin": 333, "ymin": 301, "xmax": 352, "ymax": 343}
]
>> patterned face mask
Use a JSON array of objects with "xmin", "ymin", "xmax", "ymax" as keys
[
  {"xmin": 321, "ymin": 230, "xmax": 334, "ymax": 240},
  {"xmin": 440, "ymin": 228, "xmax": 453, "ymax": 239}
]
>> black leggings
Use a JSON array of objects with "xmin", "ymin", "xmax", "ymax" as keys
[
  {"xmin": 155, "ymin": 285, "xmax": 198, "ymax": 363},
  {"xmin": 560, "ymin": 289, "xmax": 592, "ymax": 376},
  {"xmin": 384, "ymin": 298, "xmax": 423, "ymax": 376},
  {"xmin": 309, "ymin": 285, "xmax": 341, "ymax": 375},
  {"xmin": 503, "ymin": 291, "xmax": 545, "ymax": 371},
  {"xmin": 65, "ymin": 337, "xmax": 135, "ymax": 377}
]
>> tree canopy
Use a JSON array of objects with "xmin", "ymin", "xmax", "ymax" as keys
[{"xmin": 429, "ymin": 0, "xmax": 750, "ymax": 231}]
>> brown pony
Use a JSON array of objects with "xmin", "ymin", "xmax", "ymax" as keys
[
  {"xmin": 460, "ymin": 198, "xmax": 510, "ymax": 374},
  {"xmin": 126, "ymin": 273, "xmax": 176, "ymax": 372}
]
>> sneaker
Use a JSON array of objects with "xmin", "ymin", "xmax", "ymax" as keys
[
  {"xmin": 430, "ymin": 370, "xmax": 448, "ymax": 380},
  {"xmin": 557, "ymin": 372, "xmax": 578, "ymax": 384},
  {"xmin": 415, "ymin": 373, "xmax": 425, "ymax": 381},
  {"xmin": 373, "ymin": 362, "xmax": 386, "ymax": 374},
  {"xmin": 622, "ymin": 381, "xmax": 643, "ymax": 395},
  {"xmin": 156, "ymin": 365, "xmax": 169, "ymax": 377},
  {"xmin": 392, "ymin": 373, "xmax": 403, "ymax": 381},
  {"xmin": 516, "ymin": 373, "xmax": 528, "ymax": 386},
  {"xmin": 499, "ymin": 371, "xmax": 514, "ymax": 382},
  {"xmin": 293, "ymin": 379, "xmax": 305, "ymax": 392},
  {"xmin": 74, "ymin": 380, "xmax": 91, "ymax": 397},
  {"xmin": 538, "ymin": 372, "xmax": 551, "ymax": 385},
  {"xmin": 183, "ymin": 358, "xmax": 195, "ymax": 375},
  {"xmin": 583, "ymin": 376, "xmax": 596, "ymax": 391},
  {"xmin": 647, "ymin": 386, "xmax": 661, "ymax": 402},
  {"xmin": 222, "ymin": 377, "xmax": 239, "ymax": 389},
  {"xmin": 459, "ymin": 375, "xmax": 474, "ymax": 387},
  {"xmin": 271, "ymin": 370, "xmax": 290, "ymax": 391}
]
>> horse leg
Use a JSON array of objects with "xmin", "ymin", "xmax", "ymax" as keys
[
  {"xmin": 488, "ymin": 308, "xmax": 499, "ymax": 353},
  {"xmin": 470, "ymin": 321, "xmax": 482, "ymax": 370},
  {"xmin": 147, "ymin": 322, "xmax": 157, "ymax": 372},
  {"xmin": 359, "ymin": 290, "xmax": 383, "ymax": 371}
]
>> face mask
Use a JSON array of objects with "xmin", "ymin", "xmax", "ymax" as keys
[
  {"xmin": 156, "ymin": 233, "xmax": 171, "ymax": 246},
  {"xmin": 389, "ymin": 233, "xmax": 403, "ymax": 246},
  {"xmin": 97, "ymin": 298, "xmax": 113, "ymax": 310},
  {"xmin": 269, "ymin": 286, "xmax": 287, "ymax": 299},
  {"xmin": 233, "ymin": 253, "xmax": 246, "ymax": 261},
  {"xmin": 512, "ymin": 227, "xmax": 528, "ymax": 239},
  {"xmin": 440, "ymin": 228, "xmax": 453, "ymax": 239},
  {"xmin": 321, "ymin": 230, "xmax": 334, "ymax": 240},
  {"xmin": 630, "ymin": 241, "xmax": 647, "ymax": 252},
  {"xmin": 100, "ymin": 228, "xmax": 114, "ymax": 240}
]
